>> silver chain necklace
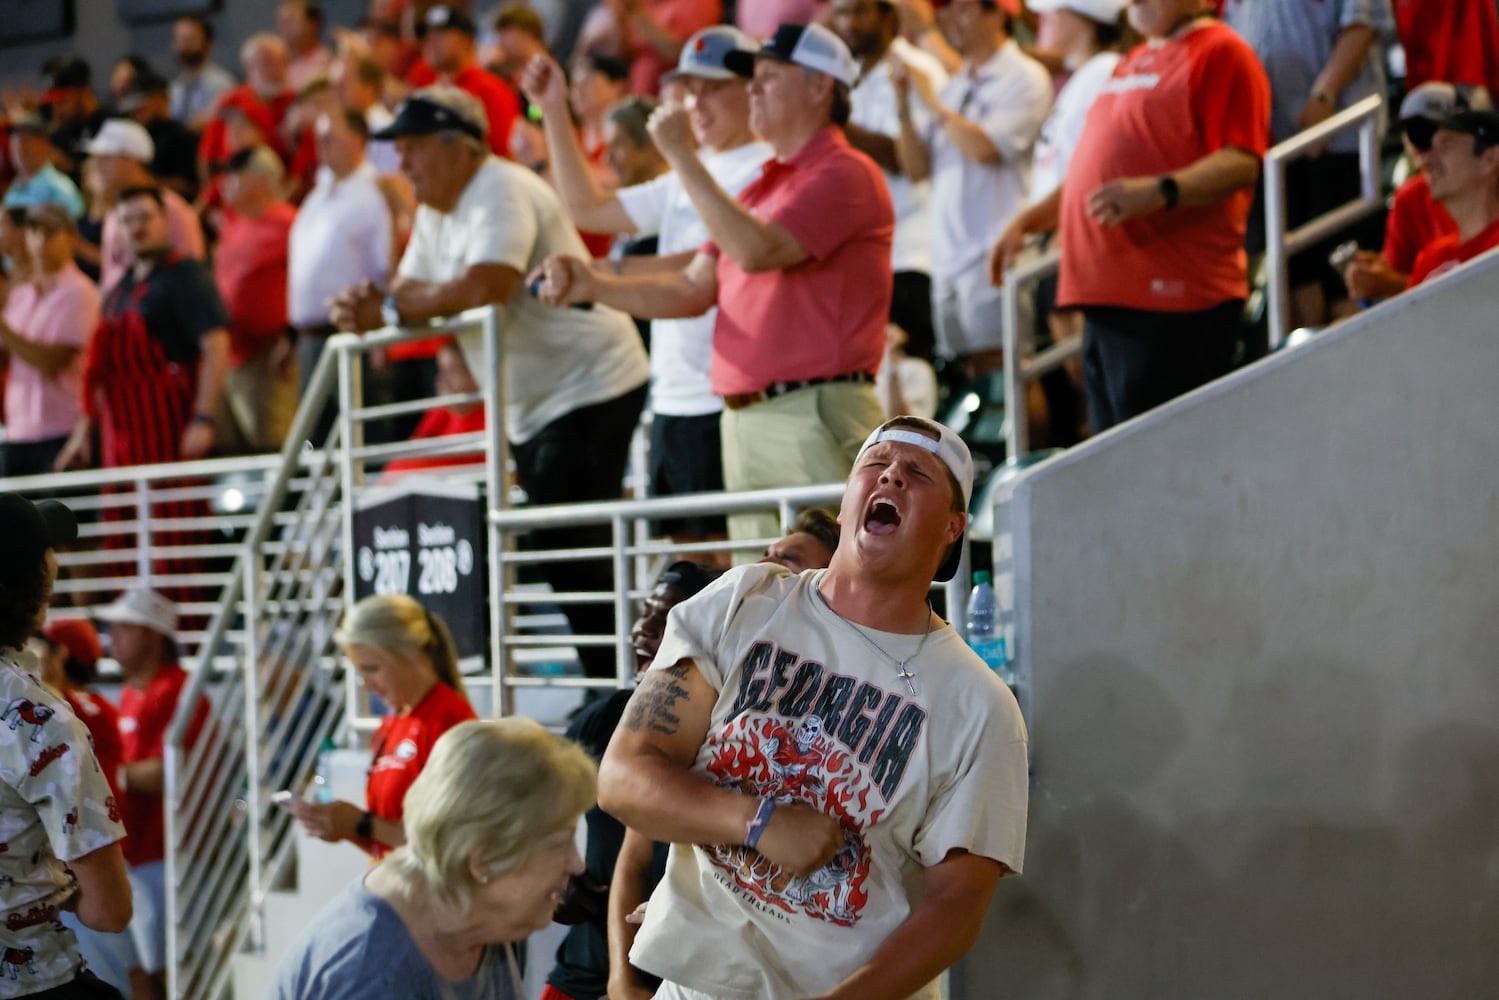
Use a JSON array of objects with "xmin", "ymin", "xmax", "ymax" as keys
[{"xmin": 817, "ymin": 587, "xmax": 935, "ymax": 696}]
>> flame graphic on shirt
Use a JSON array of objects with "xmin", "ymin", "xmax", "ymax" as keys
[{"xmin": 704, "ymin": 715, "xmax": 873, "ymax": 926}]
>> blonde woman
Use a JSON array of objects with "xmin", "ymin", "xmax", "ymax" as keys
[
  {"xmin": 273, "ymin": 719, "xmax": 594, "ymax": 998},
  {"xmin": 291, "ymin": 594, "xmax": 475, "ymax": 858}
]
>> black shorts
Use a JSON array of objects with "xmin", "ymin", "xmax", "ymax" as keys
[{"xmin": 648, "ymin": 411, "xmax": 726, "ymax": 538}]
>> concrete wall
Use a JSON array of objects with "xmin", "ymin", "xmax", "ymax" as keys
[
  {"xmin": 0, "ymin": 0, "xmax": 365, "ymax": 94},
  {"xmin": 958, "ymin": 254, "xmax": 1499, "ymax": 998}
]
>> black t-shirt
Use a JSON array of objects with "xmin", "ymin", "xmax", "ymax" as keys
[
  {"xmin": 547, "ymin": 689, "xmax": 670, "ymax": 1000},
  {"xmin": 106, "ymin": 255, "xmax": 230, "ymax": 364}
]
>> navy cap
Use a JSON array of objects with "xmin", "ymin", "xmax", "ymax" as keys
[
  {"xmin": 418, "ymin": 4, "xmax": 477, "ymax": 37},
  {"xmin": 1439, "ymin": 109, "xmax": 1499, "ymax": 146},
  {"xmin": 371, "ymin": 92, "xmax": 487, "ymax": 142},
  {"xmin": 723, "ymin": 22, "xmax": 859, "ymax": 86}
]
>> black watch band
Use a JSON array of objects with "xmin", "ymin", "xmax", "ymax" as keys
[
  {"xmin": 355, "ymin": 810, "xmax": 374, "ymax": 841},
  {"xmin": 1158, "ymin": 175, "xmax": 1180, "ymax": 211}
]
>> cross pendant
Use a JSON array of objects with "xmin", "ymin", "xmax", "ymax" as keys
[{"xmin": 896, "ymin": 661, "xmax": 917, "ymax": 696}]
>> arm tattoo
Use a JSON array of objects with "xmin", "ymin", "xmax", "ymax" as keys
[{"xmin": 622, "ymin": 664, "xmax": 694, "ymax": 735}]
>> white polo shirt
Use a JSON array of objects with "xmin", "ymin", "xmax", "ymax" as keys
[
  {"xmin": 288, "ymin": 162, "xmax": 392, "ymax": 328},
  {"xmin": 849, "ymin": 36, "xmax": 949, "ymax": 276},
  {"xmin": 399, "ymin": 156, "xmax": 650, "ymax": 444},
  {"xmin": 924, "ymin": 40, "xmax": 1052, "ymax": 283},
  {"xmin": 616, "ymin": 141, "xmax": 772, "ymax": 417}
]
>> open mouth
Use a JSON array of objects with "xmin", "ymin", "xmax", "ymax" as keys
[{"xmin": 863, "ymin": 496, "xmax": 901, "ymax": 536}]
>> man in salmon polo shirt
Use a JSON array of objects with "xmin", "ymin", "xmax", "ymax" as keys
[
  {"xmin": 996, "ymin": 0, "xmax": 1270, "ymax": 432},
  {"xmin": 1407, "ymin": 110, "xmax": 1499, "ymax": 287},
  {"xmin": 537, "ymin": 23, "xmax": 893, "ymax": 549}
]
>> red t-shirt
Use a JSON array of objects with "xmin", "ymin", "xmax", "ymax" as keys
[
  {"xmin": 1408, "ymin": 215, "xmax": 1499, "ymax": 287},
  {"xmin": 381, "ymin": 405, "xmax": 486, "ymax": 476},
  {"xmin": 365, "ymin": 682, "xmax": 475, "ymax": 858},
  {"xmin": 66, "ymin": 689, "xmax": 123, "ymax": 805},
  {"xmin": 1383, "ymin": 173, "xmax": 1459, "ymax": 277},
  {"xmin": 1394, "ymin": 0, "xmax": 1499, "ymax": 95},
  {"xmin": 407, "ymin": 62, "xmax": 521, "ymax": 159},
  {"xmin": 214, "ymin": 202, "xmax": 297, "ymax": 364},
  {"xmin": 118, "ymin": 664, "xmax": 210, "ymax": 867},
  {"xmin": 1057, "ymin": 22, "xmax": 1271, "ymax": 312},
  {"xmin": 707, "ymin": 126, "xmax": 893, "ymax": 395}
]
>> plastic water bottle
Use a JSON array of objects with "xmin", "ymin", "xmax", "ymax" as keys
[
  {"xmin": 966, "ymin": 571, "xmax": 1013, "ymax": 688},
  {"xmin": 311, "ymin": 737, "xmax": 337, "ymax": 804}
]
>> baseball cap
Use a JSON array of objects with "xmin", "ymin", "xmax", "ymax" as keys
[
  {"xmin": 664, "ymin": 25, "xmax": 759, "ymax": 83},
  {"xmin": 1025, "ymin": 0, "xmax": 1126, "ymax": 23},
  {"xmin": 0, "ymin": 492, "xmax": 79, "ymax": 590},
  {"xmin": 724, "ymin": 23, "xmax": 860, "ymax": 87},
  {"xmin": 1439, "ymin": 109, "xmax": 1499, "ymax": 148},
  {"xmin": 43, "ymin": 618, "xmax": 103, "ymax": 667},
  {"xmin": 853, "ymin": 417, "xmax": 974, "ymax": 582},
  {"xmin": 371, "ymin": 89, "xmax": 488, "ymax": 142},
  {"xmin": 96, "ymin": 586, "xmax": 178, "ymax": 640},
  {"xmin": 224, "ymin": 144, "xmax": 286, "ymax": 184},
  {"xmin": 418, "ymin": 4, "xmax": 477, "ymax": 37},
  {"xmin": 82, "ymin": 118, "xmax": 155, "ymax": 161}
]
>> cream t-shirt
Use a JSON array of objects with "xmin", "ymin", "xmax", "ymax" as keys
[
  {"xmin": 631, "ymin": 565, "xmax": 1028, "ymax": 1000},
  {"xmin": 398, "ymin": 156, "xmax": 650, "ymax": 444}
]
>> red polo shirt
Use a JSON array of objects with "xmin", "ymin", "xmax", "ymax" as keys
[
  {"xmin": 706, "ymin": 126, "xmax": 893, "ymax": 395},
  {"xmin": 365, "ymin": 681, "xmax": 475, "ymax": 858}
]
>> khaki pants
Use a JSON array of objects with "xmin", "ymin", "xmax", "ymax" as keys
[
  {"xmin": 719, "ymin": 381, "xmax": 883, "ymax": 557},
  {"xmin": 216, "ymin": 342, "xmax": 298, "ymax": 454}
]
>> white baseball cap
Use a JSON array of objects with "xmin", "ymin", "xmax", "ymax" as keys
[
  {"xmin": 82, "ymin": 118, "xmax": 156, "ymax": 162},
  {"xmin": 854, "ymin": 417, "xmax": 974, "ymax": 582},
  {"xmin": 664, "ymin": 25, "xmax": 759, "ymax": 82},
  {"xmin": 1026, "ymin": 0, "xmax": 1127, "ymax": 23},
  {"xmin": 724, "ymin": 22, "xmax": 859, "ymax": 87},
  {"xmin": 96, "ymin": 586, "xmax": 178, "ymax": 640}
]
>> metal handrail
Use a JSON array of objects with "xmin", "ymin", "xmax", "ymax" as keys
[
  {"xmin": 1000, "ymin": 248, "xmax": 1076, "ymax": 460},
  {"xmin": 162, "ymin": 307, "xmax": 500, "ymax": 999},
  {"xmin": 1264, "ymin": 94, "xmax": 1384, "ymax": 349}
]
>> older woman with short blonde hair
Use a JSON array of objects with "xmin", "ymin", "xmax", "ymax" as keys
[{"xmin": 273, "ymin": 717, "xmax": 596, "ymax": 998}]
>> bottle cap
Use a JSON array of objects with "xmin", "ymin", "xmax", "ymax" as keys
[{"xmin": 973, "ymin": 570, "xmax": 992, "ymax": 586}]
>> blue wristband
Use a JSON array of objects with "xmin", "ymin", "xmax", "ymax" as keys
[{"xmin": 745, "ymin": 798, "xmax": 775, "ymax": 849}]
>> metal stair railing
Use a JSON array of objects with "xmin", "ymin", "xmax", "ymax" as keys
[
  {"xmin": 1265, "ymin": 94, "xmax": 1385, "ymax": 349},
  {"xmin": 162, "ymin": 307, "xmax": 498, "ymax": 1000},
  {"xmin": 0, "ymin": 453, "xmax": 283, "ymax": 658}
]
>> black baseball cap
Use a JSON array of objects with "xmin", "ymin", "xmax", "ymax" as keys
[
  {"xmin": 370, "ymin": 92, "xmax": 488, "ymax": 142},
  {"xmin": 0, "ymin": 493, "xmax": 79, "ymax": 574},
  {"xmin": 1439, "ymin": 110, "xmax": 1499, "ymax": 148}
]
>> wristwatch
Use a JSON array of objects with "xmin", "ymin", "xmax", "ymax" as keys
[
  {"xmin": 380, "ymin": 294, "xmax": 401, "ymax": 328},
  {"xmin": 1158, "ymin": 175, "xmax": 1180, "ymax": 212},
  {"xmin": 355, "ymin": 810, "xmax": 374, "ymax": 841}
]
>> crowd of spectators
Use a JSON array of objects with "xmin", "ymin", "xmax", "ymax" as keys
[{"xmin": 0, "ymin": 0, "xmax": 1494, "ymax": 488}]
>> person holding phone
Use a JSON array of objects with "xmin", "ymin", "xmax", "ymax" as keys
[{"xmin": 289, "ymin": 594, "xmax": 475, "ymax": 858}]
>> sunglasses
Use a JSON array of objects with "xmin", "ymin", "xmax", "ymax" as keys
[{"xmin": 1403, "ymin": 118, "xmax": 1437, "ymax": 152}]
